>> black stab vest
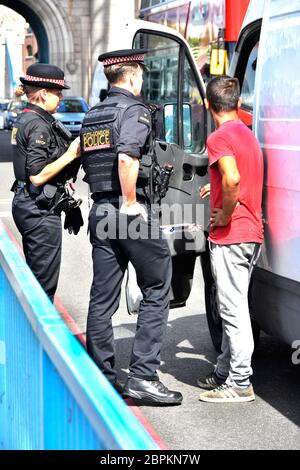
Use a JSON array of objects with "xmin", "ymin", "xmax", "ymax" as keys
[
  {"xmin": 12, "ymin": 107, "xmax": 69, "ymax": 183},
  {"xmin": 80, "ymin": 93, "xmax": 149, "ymax": 194}
]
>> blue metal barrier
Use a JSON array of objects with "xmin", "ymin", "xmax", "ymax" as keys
[{"xmin": 0, "ymin": 221, "xmax": 158, "ymax": 450}]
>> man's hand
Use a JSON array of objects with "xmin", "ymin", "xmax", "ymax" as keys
[
  {"xmin": 199, "ymin": 183, "xmax": 210, "ymax": 199},
  {"xmin": 120, "ymin": 201, "xmax": 148, "ymax": 222},
  {"xmin": 210, "ymin": 208, "xmax": 231, "ymax": 228}
]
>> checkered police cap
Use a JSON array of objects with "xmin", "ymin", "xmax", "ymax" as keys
[
  {"xmin": 20, "ymin": 63, "xmax": 70, "ymax": 89},
  {"xmin": 98, "ymin": 49, "xmax": 147, "ymax": 67}
]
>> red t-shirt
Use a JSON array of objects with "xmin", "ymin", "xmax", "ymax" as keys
[{"xmin": 207, "ymin": 120, "xmax": 264, "ymax": 244}]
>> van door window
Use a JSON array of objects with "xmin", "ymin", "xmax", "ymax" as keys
[
  {"xmin": 134, "ymin": 33, "xmax": 180, "ymax": 143},
  {"xmin": 133, "ymin": 31, "xmax": 206, "ymax": 151},
  {"xmin": 183, "ymin": 55, "xmax": 205, "ymax": 152}
]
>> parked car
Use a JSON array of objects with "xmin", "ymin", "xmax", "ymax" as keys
[
  {"xmin": 54, "ymin": 97, "xmax": 89, "ymax": 137},
  {"xmin": 0, "ymin": 101, "xmax": 9, "ymax": 130},
  {"xmin": 3, "ymin": 99, "xmax": 27, "ymax": 130}
]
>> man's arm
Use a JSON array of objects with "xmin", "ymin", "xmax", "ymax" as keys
[
  {"xmin": 210, "ymin": 156, "xmax": 240, "ymax": 228},
  {"xmin": 118, "ymin": 153, "xmax": 139, "ymax": 206},
  {"xmin": 118, "ymin": 153, "xmax": 148, "ymax": 220},
  {"xmin": 117, "ymin": 104, "xmax": 151, "ymax": 220}
]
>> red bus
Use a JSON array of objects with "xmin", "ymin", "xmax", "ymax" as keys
[{"xmin": 140, "ymin": 0, "xmax": 250, "ymax": 80}]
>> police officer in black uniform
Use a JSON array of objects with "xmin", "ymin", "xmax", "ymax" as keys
[
  {"xmin": 81, "ymin": 49, "xmax": 182, "ymax": 405},
  {"xmin": 11, "ymin": 63, "xmax": 82, "ymax": 302}
]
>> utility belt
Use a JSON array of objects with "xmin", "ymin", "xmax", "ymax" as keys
[
  {"xmin": 91, "ymin": 192, "xmax": 149, "ymax": 208},
  {"xmin": 91, "ymin": 191, "xmax": 121, "ymax": 203},
  {"xmin": 13, "ymin": 180, "xmax": 41, "ymax": 196},
  {"xmin": 12, "ymin": 180, "xmax": 62, "ymax": 207},
  {"xmin": 12, "ymin": 179, "xmax": 84, "ymax": 235}
]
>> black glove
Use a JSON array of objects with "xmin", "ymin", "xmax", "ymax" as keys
[
  {"xmin": 53, "ymin": 191, "xmax": 83, "ymax": 235},
  {"xmin": 53, "ymin": 193, "xmax": 79, "ymax": 216},
  {"xmin": 64, "ymin": 205, "xmax": 84, "ymax": 235}
]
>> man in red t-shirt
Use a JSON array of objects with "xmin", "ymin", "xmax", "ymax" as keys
[{"xmin": 198, "ymin": 76, "xmax": 263, "ymax": 403}]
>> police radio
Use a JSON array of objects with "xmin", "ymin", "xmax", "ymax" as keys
[{"xmin": 52, "ymin": 119, "xmax": 72, "ymax": 142}]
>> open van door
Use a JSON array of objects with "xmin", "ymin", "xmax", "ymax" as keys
[{"xmin": 125, "ymin": 21, "xmax": 212, "ymax": 307}]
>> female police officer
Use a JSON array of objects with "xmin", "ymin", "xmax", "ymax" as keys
[{"xmin": 11, "ymin": 63, "xmax": 81, "ymax": 301}]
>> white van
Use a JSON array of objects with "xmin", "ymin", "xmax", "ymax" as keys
[
  {"xmin": 97, "ymin": 0, "xmax": 300, "ymax": 351},
  {"xmin": 227, "ymin": 0, "xmax": 300, "ymax": 349}
]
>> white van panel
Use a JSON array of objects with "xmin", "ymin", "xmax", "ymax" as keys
[
  {"xmin": 254, "ymin": 1, "xmax": 300, "ymax": 282},
  {"xmin": 241, "ymin": 0, "xmax": 265, "ymax": 29}
]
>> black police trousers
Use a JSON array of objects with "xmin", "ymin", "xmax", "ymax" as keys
[
  {"xmin": 86, "ymin": 196, "xmax": 172, "ymax": 384},
  {"xmin": 12, "ymin": 189, "xmax": 62, "ymax": 302}
]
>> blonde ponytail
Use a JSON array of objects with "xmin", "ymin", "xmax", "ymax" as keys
[
  {"xmin": 14, "ymin": 84, "xmax": 42, "ymax": 103},
  {"xmin": 14, "ymin": 85, "xmax": 26, "ymax": 98}
]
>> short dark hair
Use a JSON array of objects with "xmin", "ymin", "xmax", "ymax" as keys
[
  {"xmin": 206, "ymin": 76, "xmax": 240, "ymax": 113},
  {"xmin": 103, "ymin": 62, "xmax": 142, "ymax": 84}
]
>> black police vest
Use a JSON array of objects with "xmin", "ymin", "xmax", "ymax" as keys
[
  {"xmin": 12, "ymin": 112, "xmax": 42, "ymax": 181},
  {"xmin": 12, "ymin": 108, "xmax": 73, "ymax": 184},
  {"xmin": 80, "ymin": 94, "xmax": 149, "ymax": 194}
]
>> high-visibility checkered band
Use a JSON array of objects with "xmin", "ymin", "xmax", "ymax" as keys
[
  {"xmin": 102, "ymin": 54, "xmax": 145, "ymax": 66},
  {"xmin": 23, "ymin": 75, "xmax": 65, "ymax": 86}
]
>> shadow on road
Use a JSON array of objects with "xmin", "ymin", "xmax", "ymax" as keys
[
  {"xmin": 252, "ymin": 335, "xmax": 300, "ymax": 427},
  {"xmin": 114, "ymin": 313, "xmax": 300, "ymax": 429},
  {"xmin": 114, "ymin": 313, "xmax": 215, "ymax": 387}
]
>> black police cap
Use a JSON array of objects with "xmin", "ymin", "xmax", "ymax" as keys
[
  {"xmin": 20, "ymin": 63, "xmax": 70, "ymax": 89},
  {"xmin": 98, "ymin": 49, "xmax": 147, "ymax": 66}
]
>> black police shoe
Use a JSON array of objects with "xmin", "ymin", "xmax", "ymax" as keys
[{"xmin": 123, "ymin": 376, "xmax": 183, "ymax": 405}]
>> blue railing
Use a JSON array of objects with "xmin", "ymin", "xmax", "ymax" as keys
[{"xmin": 0, "ymin": 221, "xmax": 158, "ymax": 450}]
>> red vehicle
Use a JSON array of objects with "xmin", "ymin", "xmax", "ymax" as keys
[{"xmin": 140, "ymin": 0, "xmax": 249, "ymax": 79}]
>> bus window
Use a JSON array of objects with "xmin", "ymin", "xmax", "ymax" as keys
[
  {"xmin": 147, "ymin": 4, "xmax": 190, "ymax": 38},
  {"xmin": 240, "ymin": 42, "xmax": 259, "ymax": 110},
  {"xmin": 186, "ymin": 0, "xmax": 225, "ymax": 76}
]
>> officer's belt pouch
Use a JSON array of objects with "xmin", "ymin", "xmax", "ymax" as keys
[
  {"xmin": 10, "ymin": 180, "xmax": 18, "ymax": 193},
  {"xmin": 138, "ymin": 154, "xmax": 152, "ymax": 182},
  {"xmin": 35, "ymin": 183, "xmax": 57, "ymax": 209}
]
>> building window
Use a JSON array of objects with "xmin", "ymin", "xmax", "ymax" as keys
[{"xmin": 26, "ymin": 45, "xmax": 33, "ymax": 57}]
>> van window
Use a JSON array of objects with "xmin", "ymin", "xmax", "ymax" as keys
[
  {"xmin": 134, "ymin": 31, "xmax": 206, "ymax": 151},
  {"xmin": 134, "ymin": 32, "xmax": 180, "ymax": 143},
  {"xmin": 240, "ymin": 42, "xmax": 259, "ymax": 110},
  {"xmin": 182, "ymin": 56, "xmax": 205, "ymax": 152}
]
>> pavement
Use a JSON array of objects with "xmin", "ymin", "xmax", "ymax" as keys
[{"xmin": 1, "ymin": 129, "xmax": 300, "ymax": 450}]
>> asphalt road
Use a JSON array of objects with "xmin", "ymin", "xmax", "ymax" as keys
[{"xmin": 1, "ymin": 129, "xmax": 300, "ymax": 450}]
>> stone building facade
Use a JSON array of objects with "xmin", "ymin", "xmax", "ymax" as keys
[{"xmin": 0, "ymin": 0, "xmax": 141, "ymax": 101}]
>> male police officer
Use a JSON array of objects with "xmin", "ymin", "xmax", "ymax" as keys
[{"xmin": 80, "ymin": 49, "xmax": 182, "ymax": 405}]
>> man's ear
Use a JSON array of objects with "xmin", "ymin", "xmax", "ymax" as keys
[
  {"xmin": 129, "ymin": 72, "xmax": 136, "ymax": 88},
  {"xmin": 204, "ymin": 98, "xmax": 210, "ymax": 110},
  {"xmin": 237, "ymin": 96, "xmax": 242, "ymax": 109}
]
